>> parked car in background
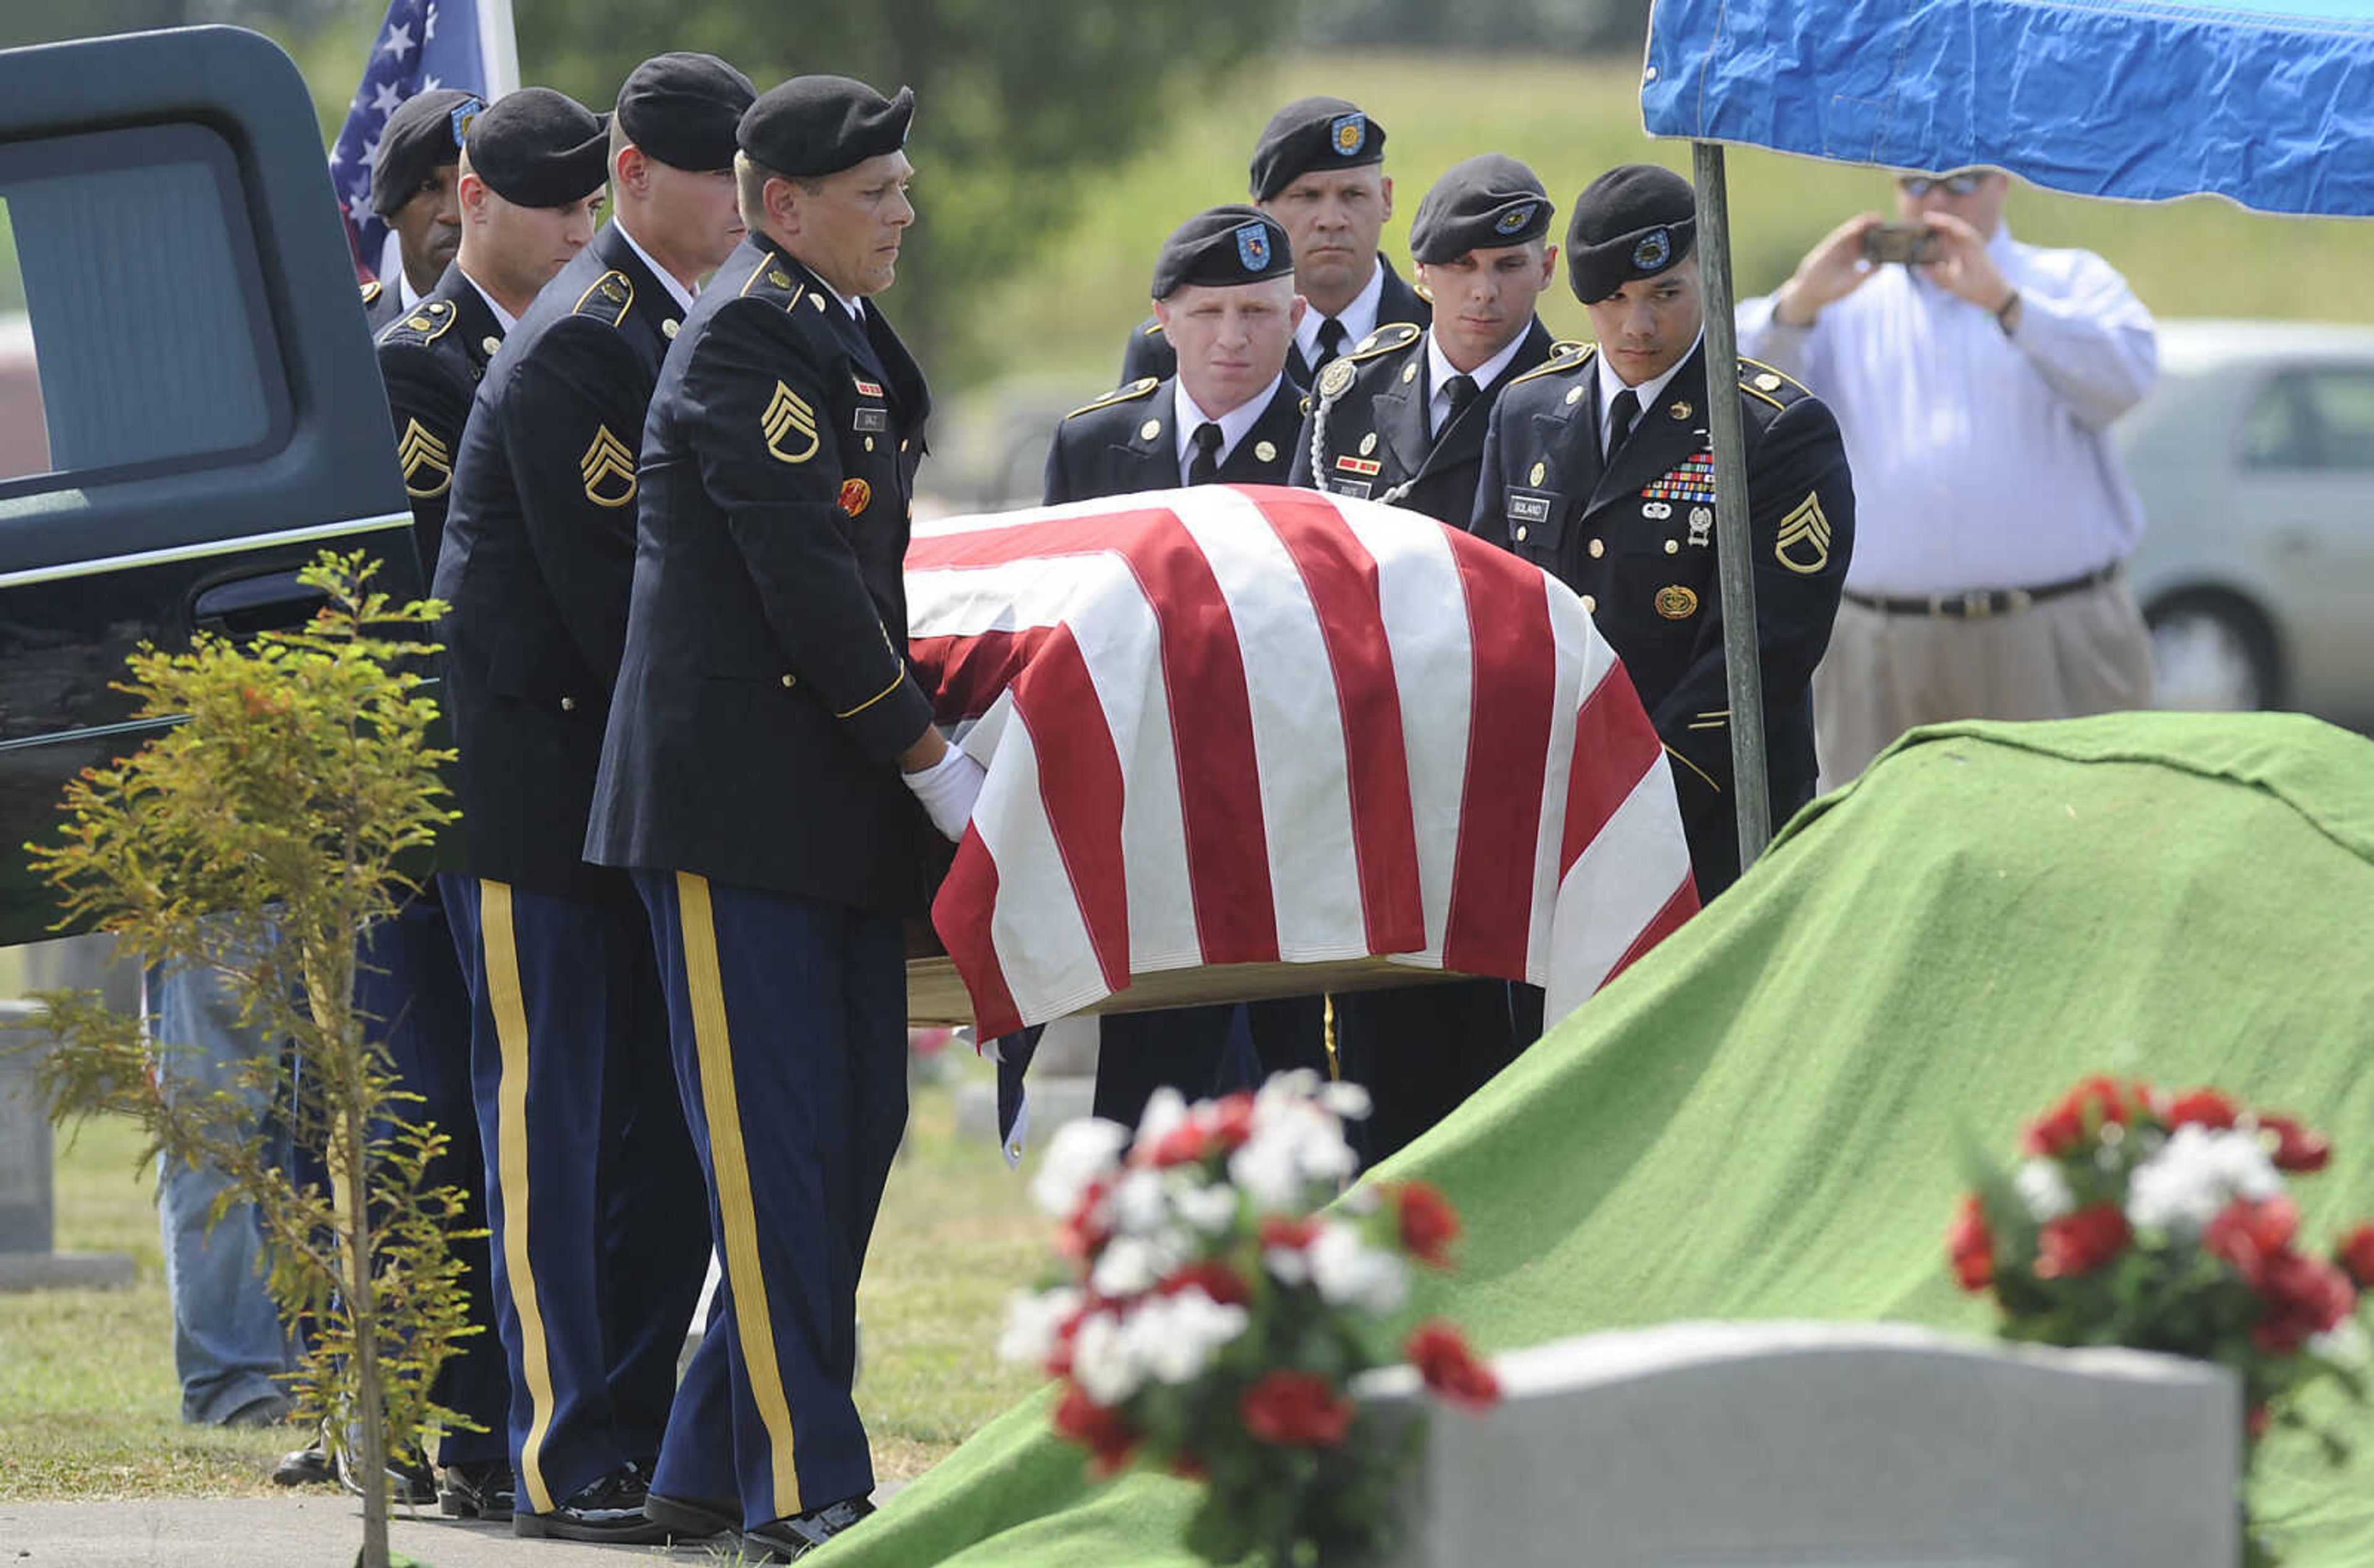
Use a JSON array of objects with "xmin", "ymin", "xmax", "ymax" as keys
[{"xmin": 2122, "ymin": 319, "xmax": 2374, "ymax": 729}]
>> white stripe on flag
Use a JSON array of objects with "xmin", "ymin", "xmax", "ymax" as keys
[
  {"xmin": 1540, "ymin": 757, "xmax": 1694, "ymax": 1017},
  {"xmin": 1526, "ymin": 576, "xmax": 1595, "ymax": 981},
  {"xmin": 1343, "ymin": 507, "xmax": 1471, "ymax": 968},
  {"xmin": 974, "ymin": 701, "xmax": 1110, "ymax": 1021}
]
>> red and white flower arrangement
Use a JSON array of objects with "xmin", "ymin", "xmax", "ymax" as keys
[
  {"xmin": 1951, "ymin": 1076, "xmax": 2373, "ymax": 1552},
  {"xmin": 1002, "ymin": 1071, "xmax": 1499, "ymax": 1566}
]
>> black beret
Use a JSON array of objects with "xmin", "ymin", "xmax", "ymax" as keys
[
  {"xmin": 370, "ymin": 88, "xmax": 476, "ymax": 218},
  {"xmin": 617, "ymin": 53, "xmax": 756, "ymax": 174},
  {"xmin": 1248, "ymin": 96, "xmax": 1384, "ymax": 203},
  {"xmin": 1151, "ymin": 206, "xmax": 1293, "ymax": 299},
  {"xmin": 1565, "ymin": 163, "xmax": 1698, "ymax": 302},
  {"xmin": 1407, "ymin": 153, "xmax": 1552, "ymax": 265},
  {"xmin": 464, "ymin": 87, "xmax": 610, "ymax": 209},
  {"xmin": 738, "ymin": 75, "xmax": 914, "ymax": 178}
]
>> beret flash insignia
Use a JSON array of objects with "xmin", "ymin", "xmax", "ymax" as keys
[
  {"xmin": 1496, "ymin": 202, "xmax": 1536, "ymax": 235},
  {"xmin": 1236, "ymin": 222, "xmax": 1270, "ymax": 272},
  {"xmin": 1330, "ymin": 112, "xmax": 1366, "ymax": 156},
  {"xmin": 1633, "ymin": 227, "xmax": 1672, "ymax": 271}
]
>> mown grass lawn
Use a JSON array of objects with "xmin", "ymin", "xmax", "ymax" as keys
[{"xmin": 0, "ymin": 1053, "xmax": 1047, "ymax": 1499}]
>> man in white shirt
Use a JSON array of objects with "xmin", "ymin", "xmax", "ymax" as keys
[
  {"xmin": 1738, "ymin": 167, "xmax": 2158, "ymax": 784},
  {"xmin": 362, "ymin": 88, "xmax": 472, "ymax": 331}
]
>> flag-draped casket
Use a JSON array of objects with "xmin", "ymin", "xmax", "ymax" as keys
[{"xmin": 903, "ymin": 485, "xmax": 1698, "ymax": 1038}]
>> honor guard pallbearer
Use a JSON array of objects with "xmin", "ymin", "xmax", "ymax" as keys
[
  {"xmin": 1474, "ymin": 162, "xmax": 1856, "ymax": 898},
  {"xmin": 1119, "ymin": 96, "xmax": 1429, "ymax": 389},
  {"xmin": 359, "ymin": 88, "xmax": 472, "ymax": 333},
  {"xmin": 433, "ymin": 55, "xmax": 756, "ymax": 1544},
  {"xmin": 585, "ymin": 75, "xmax": 982, "ymax": 1562},
  {"xmin": 362, "ymin": 83, "xmax": 608, "ymax": 1521},
  {"xmin": 1288, "ymin": 153, "xmax": 1565, "ymax": 1168},
  {"xmin": 1038, "ymin": 205, "xmax": 1328, "ymax": 1125}
]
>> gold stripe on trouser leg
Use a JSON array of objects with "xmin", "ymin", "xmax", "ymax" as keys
[
  {"xmin": 676, "ymin": 871, "xmax": 804, "ymax": 1519},
  {"xmin": 1323, "ymin": 995, "xmax": 1340, "ymax": 1080},
  {"xmin": 482, "ymin": 880, "xmax": 561, "ymax": 1515}
]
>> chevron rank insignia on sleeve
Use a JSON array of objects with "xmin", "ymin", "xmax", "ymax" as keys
[
  {"xmin": 580, "ymin": 425, "xmax": 637, "ymax": 507},
  {"xmin": 396, "ymin": 417, "xmax": 452, "ymax": 498},
  {"xmin": 1775, "ymin": 491, "xmax": 1833, "ymax": 574},
  {"xmin": 763, "ymin": 381, "xmax": 820, "ymax": 464}
]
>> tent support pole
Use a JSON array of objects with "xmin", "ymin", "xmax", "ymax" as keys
[{"xmin": 1691, "ymin": 141, "xmax": 1774, "ymax": 872}]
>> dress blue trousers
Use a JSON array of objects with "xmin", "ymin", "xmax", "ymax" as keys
[
  {"xmin": 356, "ymin": 894, "xmax": 509, "ymax": 1466},
  {"xmin": 631, "ymin": 871, "xmax": 907, "ymax": 1527},
  {"xmin": 440, "ymin": 872, "xmax": 708, "ymax": 1511}
]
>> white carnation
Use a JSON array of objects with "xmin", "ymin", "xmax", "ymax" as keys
[
  {"xmin": 996, "ymin": 1286, "xmax": 1083, "ymax": 1368},
  {"xmin": 1136, "ymin": 1086, "xmax": 1191, "ymax": 1150},
  {"xmin": 1121, "ymin": 1289, "xmax": 1250, "ymax": 1385},
  {"xmin": 2014, "ymin": 1159, "xmax": 2075, "ymax": 1221},
  {"xmin": 1319, "ymin": 1080, "xmax": 1374, "ymax": 1122},
  {"xmin": 1307, "ymin": 1219, "xmax": 1410, "ymax": 1315},
  {"xmin": 1070, "ymin": 1309, "xmax": 1141, "ymax": 1404},
  {"xmin": 1110, "ymin": 1169, "xmax": 1169, "ymax": 1237},
  {"xmin": 1228, "ymin": 1129, "xmax": 1307, "ymax": 1213},
  {"xmin": 1170, "ymin": 1177, "xmax": 1239, "ymax": 1234},
  {"xmin": 1089, "ymin": 1235, "xmax": 1168, "ymax": 1299},
  {"xmin": 1266, "ymin": 1244, "xmax": 1313, "ymax": 1286},
  {"xmin": 2125, "ymin": 1124, "xmax": 2284, "ymax": 1239},
  {"xmin": 1030, "ymin": 1117, "xmax": 1128, "ymax": 1219},
  {"xmin": 2310, "ymin": 1320, "xmax": 2369, "ymax": 1368}
]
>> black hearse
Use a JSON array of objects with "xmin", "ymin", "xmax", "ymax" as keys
[{"xmin": 0, "ymin": 25, "xmax": 423, "ymax": 939}]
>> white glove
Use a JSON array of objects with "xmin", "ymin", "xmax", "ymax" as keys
[{"xmin": 901, "ymin": 744, "xmax": 986, "ymax": 842}]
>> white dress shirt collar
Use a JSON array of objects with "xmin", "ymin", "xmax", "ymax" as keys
[
  {"xmin": 457, "ymin": 267, "xmax": 517, "ymax": 334},
  {"xmin": 1173, "ymin": 375, "xmax": 1282, "ymax": 480},
  {"xmin": 1424, "ymin": 326, "xmax": 1530, "ymax": 436},
  {"xmin": 1294, "ymin": 256, "xmax": 1387, "ymax": 367},
  {"xmin": 615, "ymin": 220, "xmax": 698, "ymax": 315},
  {"xmin": 398, "ymin": 271, "xmax": 425, "ymax": 311},
  {"xmin": 1594, "ymin": 331, "xmax": 1703, "ymax": 455}
]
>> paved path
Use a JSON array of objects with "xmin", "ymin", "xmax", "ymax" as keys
[{"xmin": 1, "ymin": 1490, "xmax": 903, "ymax": 1567}]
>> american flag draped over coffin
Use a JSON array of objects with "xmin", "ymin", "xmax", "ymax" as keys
[{"xmin": 904, "ymin": 484, "xmax": 1698, "ymax": 1040}]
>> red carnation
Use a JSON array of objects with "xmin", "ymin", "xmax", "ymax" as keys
[
  {"xmin": 1053, "ymin": 1383, "xmax": 1139, "ymax": 1477},
  {"xmin": 1240, "ymin": 1370, "xmax": 1355, "ymax": 1448},
  {"xmin": 1406, "ymin": 1321, "xmax": 1500, "ymax": 1412},
  {"xmin": 2251, "ymin": 1250, "xmax": 2356, "ymax": 1355},
  {"xmin": 2035, "ymin": 1203, "xmax": 2131, "ymax": 1279},
  {"xmin": 1060, "ymin": 1182, "xmax": 1113, "ymax": 1261},
  {"xmin": 2164, "ymin": 1088, "xmax": 2239, "ymax": 1130},
  {"xmin": 1261, "ymin": 1214, "xmax": 1321, "ymax": 1251},
  {"xmin": 1209, "ymin": 1093, "xmax": 1257, "ymax": 1151},
  {"xmin": 2205, "ymin": 1195, "xmax": 2300, "ymax": 1290},
  {"xmin": 1146, "ymin": 1120, "xmax": 1211, "ymax": 1169},
  {"xmin": 2338, "ymin": 1224, "xmax": 2374, "ymax": 1289},
  {"xmin": 1947, "ymin": 1195, "xmax": 1995, "ymax": 1292},
  {"xmin": 2258, "ymin": 1114, "xmax": 2331, "ymax": 1173},
  {"xmin": 1391, "ymin": 1182, "xmax": 1463, "ymax": 1268},
  {"xmin": 1160, "ymin": 1259, "xmax": 1251, "ymax": 1308},
  {"xmin": 2023, "ymin": 1077, "xmax": 2127, "ymax": 1156}
]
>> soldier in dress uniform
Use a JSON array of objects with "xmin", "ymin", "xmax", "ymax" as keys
[
  {"xmin": 1039, "ymin": 206, "xmax": 1326, "ymax": 1125},
  {"xmin": 361, "ymin": 86, "xmax": 608, "ymax": 1522},
  {"xmin": 359, "ymin": 88, "xmax": 474, "ymax": 333},
  {"xmin": 1288, "ymin": 153, "xmax": 1562, "ymax": 530},
  {"xmin": 584, "ymin": 76, "xmax": 979, "ymax": 1561},
  {"xmin": 1473, "ymin": 163, "xmax": 1855, "ymax": 897},
  {"xmin": 432, "ymin": 56, "xmax": 754, "ymax": 1545},
  {"xmin": 1288, "ymin": 153, "xmax": 1565, "ymax": 1167},
  {"xmin": 1118, "ymin": 96, "xmax": 1429, "ymax": 389}
]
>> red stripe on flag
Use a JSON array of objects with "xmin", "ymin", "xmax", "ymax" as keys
[
  {"xmin": 1602, "ymin": 875, "xmax": 1700, "ymax": 990},
  {"xmin": 907, "ymin": 506, "xmax": 1279, "ymax": 963},
  {"xmin": 1008, "ymin": 629, "xmax": 1131, "ymax": 994},
  {"xmin": 910, "ymin": 627, "xmax": 1056, "ymax": 724},
  {"xmin": 932, "ymin": 829, "xmax": 1026, "ymax": 1039},
  {"xmin": 1243, "ymin": 487, "xmax": 1425, "ymax": 954},
  {"xmin": 1559, "ymin": 662, "xmax": 1667, "ymax": 875},
  {"xmin": 1440, "ymin": 535, "xmax": 1555, "ymax": 979}
]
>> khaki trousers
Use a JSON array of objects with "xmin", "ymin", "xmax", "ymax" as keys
[{"xmin": 1813, "ymin": 576, "xmax": 2155, "ymax": 790}]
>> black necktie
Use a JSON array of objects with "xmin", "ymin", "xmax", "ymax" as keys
[
  {"xmin": 1314, "ymin": 316, "xmax": 1348, "ymax": 369},
  {"xmin": 1440, "ymin": 373, "xmax": 1478, "ymax": 432},
  {"xmin": 1188, "ymin": 421, "xmax": 1224, "ymax": 485},
  {"xmin": 1606, "ymin": 388, "xmax": 1640, "ymax": 459}
]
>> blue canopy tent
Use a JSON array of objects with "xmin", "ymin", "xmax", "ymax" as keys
[{"xmin": 1638, "ymin": 0, "xmax": 2374, "ymax": 873}]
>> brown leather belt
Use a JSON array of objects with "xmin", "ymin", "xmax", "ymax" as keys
[{"xmin": 1844, "ymin": 564, "xmax": 2119, "ymax": 620}]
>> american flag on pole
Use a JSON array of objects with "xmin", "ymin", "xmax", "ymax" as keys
[
  {"xmin": 904, "ymin": 485, "xmax": 1700, "ymax": 1041},
  {"xmin": 328, "ymin": 0, "xmax": 517, "ymax": 281}
]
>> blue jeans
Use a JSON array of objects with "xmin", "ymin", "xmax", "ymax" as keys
[{"xmin": 148, "ymin": 939, "xmax": 301, "ymax": 1426}]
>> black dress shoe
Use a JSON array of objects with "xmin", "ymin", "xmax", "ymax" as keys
[
  {"xmin": 334, "ymin": 1445, "xmax": 438, "ymax": 1507},
  {"xmin": 642, "ymin": 1490, "xmax": 738, "ymax": 1540},
  {"xmin": 742, "ymin": 1496, "xmax": 875, "ymax": 1562},
  {"xmin": 270, "ymin": 1441, "xmax": 333, "ymax": 1488},
  {"xmin": 513, "ymin": 1465, "xmax": 671, "ymax": 1544},
  {"xmin": 438, "ymin": 1459, "xmax": 516, "ymax": 1522}
]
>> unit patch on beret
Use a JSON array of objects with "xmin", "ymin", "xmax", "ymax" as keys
[
  {"xmin": 1236, "ymin": 222, "xmax": 1272, "ymax": 271},
  {"xmin": 1496, "ymin": 202, "xmax": 1537, "ymax": 235},
  {"xmin": 1330, "ymin": 112, "xmax": 1366, "ymax": 156},
  {"xmin": 1633, "ymin": 227, "xmax": 1672, "ymax": 271}
]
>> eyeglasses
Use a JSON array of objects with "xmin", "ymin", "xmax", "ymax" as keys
[{"xmin": 1897, "ymin": 171, "xmax": 1989, "ymax": 198}]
